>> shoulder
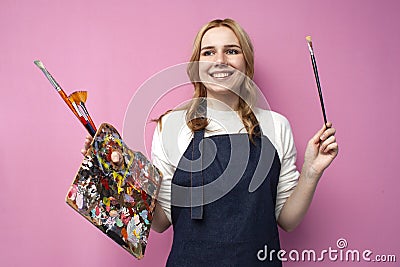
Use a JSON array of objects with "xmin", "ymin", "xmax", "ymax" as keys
[
  {"xmin": 153, "ymin": 109, "xmax": 193, "ymax": 165},
  {"xmin": 155, "ymin": 109, "xmax": 189, "ymax": 137},
  {"xmin": 253, "ymin": 108, "xmax": 292, "ymax": 131},
  {"xmin": 253, "ymin": 108, "xmax": 295, "ymax": 162}
]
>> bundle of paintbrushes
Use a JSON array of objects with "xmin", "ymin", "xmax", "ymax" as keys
[
  {"xmin": 34, "ymin": 60, "xmax": 97, "ymax": 136},
  {"xmin": 305, "ymin": 36, "xmax": 328, "ymax": 126}
]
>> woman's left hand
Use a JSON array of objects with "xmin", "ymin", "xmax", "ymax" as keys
[{"xmin": 303, "ymin": 122, "xmax": 339, "ymax": 179}]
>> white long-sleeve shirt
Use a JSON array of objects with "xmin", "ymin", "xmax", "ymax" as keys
[{"xmin": 151, "ymin": 107, "xmax": 299, "ymax": 223}]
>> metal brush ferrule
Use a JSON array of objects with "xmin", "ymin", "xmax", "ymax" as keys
[{"xmin": 40, "ymin": 68, "xmax": 62, "ymax": 91}]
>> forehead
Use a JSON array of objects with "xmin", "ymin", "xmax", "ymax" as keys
[{"xmin": 201, "ymin": 26, "xmax": 240, "ymax": 48}]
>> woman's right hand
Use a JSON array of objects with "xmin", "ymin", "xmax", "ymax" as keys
[{"xmin": 81, "ymin": 135, "xmax": 93, "ymax": 156}]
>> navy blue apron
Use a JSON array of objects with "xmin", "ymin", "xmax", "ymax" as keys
[{"xmin": 167, "ymin": 111, "xmax": 282, "ymax": 267}]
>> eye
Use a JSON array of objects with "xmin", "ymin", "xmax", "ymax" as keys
[
  {"xmin": 201, "ymin": 50, "xmax": 214, "ymax": 56},
  {"xmin": 226, "ymin": 49, "xmax": 240, "ymax": 55}
]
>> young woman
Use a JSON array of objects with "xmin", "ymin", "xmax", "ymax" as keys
[{"xmin": 82, "ymin": 18, "xmax": 338, "ymax": 266}]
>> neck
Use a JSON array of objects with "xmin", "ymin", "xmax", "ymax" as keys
[{"xmin": 206, "ymin": 90, "xmax": 239, "ymax": 111}]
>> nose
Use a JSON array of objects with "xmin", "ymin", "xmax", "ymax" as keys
[{"xmin": 215, "ymin": 51, "xmax": 227, "ymax": 66}]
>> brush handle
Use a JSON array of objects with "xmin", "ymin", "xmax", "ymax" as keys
[
  {"xmin": 77, "ymin": 114, "xmax": 96, "ymax": 136},
  {"xmin": 80, "ymin": 103, "xmax": 97, "ymax": 132},
  {"xmin": 81, "ymin": 113, "xmax": 96, "ymax": 137},
  {"xmin": 58, "ymin": 90, "xmax": 80, "ymax": 118},
  {"xmin": 72, "ymin": 101, "xmax": 97, "ymax": 136},
  {"xmin": 85, "ymin": 121, "xmax": 97, "ymax": 136},
  {"xmin": 310, "ymin": 54, "xmax": 328, "ymax": 126}
]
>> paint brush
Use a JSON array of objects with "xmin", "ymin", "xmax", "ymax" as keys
[
  {"xmin": 34, "ymin": 60, "xmax": 96, "ymax": 136},
  {"xmin": 69, "ymin": 91, "xmax": 97, "ymax": 132},
  {"xmin": 305, "ymin": 36, "xmax": 328, "ymax": 126},
  {"xmin": 68, "ymin": 93, "xmax": 97, "ymax": 136}
]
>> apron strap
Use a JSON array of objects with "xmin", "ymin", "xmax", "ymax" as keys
[
  {"xmin": 191, "ymin": 129, "xmax": 205, "ymax": 220},
  {"xmin": 191, "ymin": 98, "xmax": 206, "ymax": 220}
]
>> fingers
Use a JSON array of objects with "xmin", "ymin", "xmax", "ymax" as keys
[
  {"xmin": 325, "ymin": 121, "xmax": 332, "ymax": 129},
  {"xmin": 85, "ymin": 135, "xmax": 93, "ymax": 147},
  {"xmin": 320, "ymin": 135, "xmax": 337, "ymax": 153},
  {"xmin": 81, "ymin": 135, "xmax": 93, "ymax": 156},
  {"xmin": 323, "ymin": 142, "xmax": 339, "ymax": 154},
  {"xmin": 311, "ymin": 123, "xmax": 328, "ymax": 144},
  {"xmin": 111, "ymin": 151, "xmax": 123, "ymax": 165},
  {"xmin": 319, "ymin": 121, "xmax": 338, "ymax": 153},
  {"xmin": 310, "ymin": 122, "xmax": 336, "ymax": 145},
  {"xmin": 320, "ymin": 125, "xmax": 336, "ymax": 141}
]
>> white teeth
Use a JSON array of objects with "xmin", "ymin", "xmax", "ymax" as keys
[{"xmin": 212, "ymin": 72, "xmax": 231, "ymax": 78}]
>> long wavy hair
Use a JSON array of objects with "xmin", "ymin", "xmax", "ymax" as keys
[{"xmin": 157, "ymin": 18, "xmax": 259, "ymax": 140}]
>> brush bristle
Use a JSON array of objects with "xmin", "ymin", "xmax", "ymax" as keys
[
  {"xmin": 68, "ymin": 93, "xmax": 77, "ymax": 103},
  {"xmin": 70, "ymin": 91, "xmax": 88, "ymax": 103},
  {"xmin": 34, "ymin": 60, "xmax": 45, "ymax": 69},
  {"xmin": 78, "ymin": 91, "xmax": 87, "ymax": 102},
  {"xmin": 305, "ymin": 36, "xmax": 312, "ymax": 43}
]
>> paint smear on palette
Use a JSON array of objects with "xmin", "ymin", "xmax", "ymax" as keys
[{"xmin": 65, "ymin": 123, "xmax": 163, "ymax": 259}]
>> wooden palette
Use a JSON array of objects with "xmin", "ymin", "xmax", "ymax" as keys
[{"xmin": 66, "ymin": 123, "xmax": 162, "ymax": 259}]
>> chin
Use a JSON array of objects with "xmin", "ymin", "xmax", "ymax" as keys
[{"xmin": 205, "ymin": 84, "xmax": 238, "ymax": 96}]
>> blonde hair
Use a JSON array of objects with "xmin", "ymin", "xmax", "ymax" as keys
[{"xmin": 158, "ymin": 18, "xmax": 260, "ymax": 139}]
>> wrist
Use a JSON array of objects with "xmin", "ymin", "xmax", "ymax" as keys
[{"xmin": 301, "ymin": 163, "xmax": 323, "ymax": 183}]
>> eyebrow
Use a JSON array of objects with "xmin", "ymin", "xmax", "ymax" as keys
[{"xmin": 200, "ymin": 44, "xmax": 242, "ymax": 51}]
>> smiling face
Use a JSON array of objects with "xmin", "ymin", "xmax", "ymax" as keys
[{"xmin": 198, "ymin": 26, "xmax": 247, "ymax": 107}]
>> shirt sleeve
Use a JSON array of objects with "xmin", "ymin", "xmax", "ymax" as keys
[
  {"xmin": 275, "ymin": 115, "xmax": 300, "ymax": 219},
  {"xmin": 151, "ymin": 122, "xmax": 174, "ymax": 224}
]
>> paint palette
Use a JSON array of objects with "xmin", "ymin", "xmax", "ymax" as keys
[{"xmin": 66, "ymin": 123, "xmax": 162, "ymax": 259}]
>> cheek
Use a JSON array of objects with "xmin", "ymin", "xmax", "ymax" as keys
[
  {"xmin": 230, "ymin": 57, "xmax": 246, "ymax": 73},
  {"xmin": 198, "ymin": 62, "xmax": 211, "ymax": 82},
  {"xmin": 199, "ymin": 55, "xmax": 213, "ymax": 62}
]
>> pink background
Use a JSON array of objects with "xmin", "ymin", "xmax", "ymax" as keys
[{"xmin": 1, "ymin": 0, "xmax": 399, "ymax": 266}]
